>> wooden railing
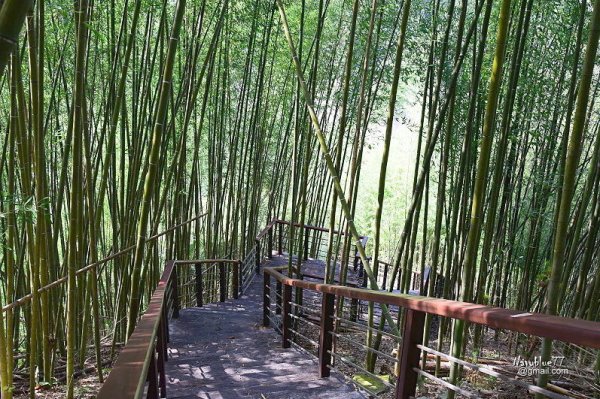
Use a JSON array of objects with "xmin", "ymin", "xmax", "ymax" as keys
[
  {"xmin": 95, "ymin": 218, "xmax": 363, "ymax": 397},
  {"xmin": 262, "ymin": 266, "xmax": 600, "ymax": 399},
  {"xmin": 97, "ymin": 261, "xmax": 174, "ymax": 399},
  {"xmin": 255, "ymin": 219, "xmax": 368, "ymax": 281},
  {"xmin": 97, "ymin": 257, "xmax": 253, "ymax": 399},
  {"xmin": 97, "ymin": 218, "xmax": 445, "ymax": 398}
]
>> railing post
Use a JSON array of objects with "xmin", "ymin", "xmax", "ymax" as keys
[
  {"xmin": 278, "ymin": 222, "xmax": 283, "ymax": 255},
  {"xmin": 255, "ymin": 239, "xmax": 261, "ymax": 274},
  {"xmin": 219, "ymin": 262, "xmax": 226, "ymax": 302},
  {"xmin": 350, "ymin": 298, "xmax": 358, "ymax": 322},
  {"xmin": 282, "ymin": 284, "xmax": 292, "ymax": 348},
  {"xmin": 233, "ymin": 261, "xmax": 240, "ymax": 299},
  {"xmin": 195, "ymin": 263, "xmax": 203, "ymax": 307},
  {"xmin": 303, "ymin": 228, "xmax": 309, "ymax": 260},
  {"xmin": 172, "ymin": 265, "xmax": 180, "ymax": 319},
  {"xmin": 319, "ymin": 292, "xmax": 335, "ymax": 378},
  {"xmin": 263, "ymin": 271, "xmax": 270, "ymax": 327},
  {"xmin": 382, "ymin": 262, "xmax": 389, "ymax": 290},
  {"xmin": 157, "ymin": 316, "xmax": 167, "ymax": 398},
  {"xmin": 147, "ymin": 348, "xmax": 159, "ymax": 399},
  {"xmin": 268, "ymin": 226, "xmax": 273, "ymax": 259},
  {"xmin": 395, "ymin": 309, "xmax": 425, "ymax": 399},
  {"xmin": 276, "ymin": 281, "xmax": 282, "ymax": 315},
  {"xmin": 163, "ymin": 304, "xmax": 170, "ymax": 345}
]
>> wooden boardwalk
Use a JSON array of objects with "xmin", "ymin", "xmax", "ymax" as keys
[{"xmin": 165, "ymin": 260, "xmax": 367, "ymax": 399}]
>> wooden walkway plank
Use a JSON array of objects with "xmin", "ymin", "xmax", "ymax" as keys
[{"xmin": 165, "ymin": 266, "xmax": 367, "ymax": 399}]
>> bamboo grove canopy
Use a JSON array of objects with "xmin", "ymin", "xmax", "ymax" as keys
[{"xmin": 0, "ymin": 0, "xmax": 599, "ymax": 398}]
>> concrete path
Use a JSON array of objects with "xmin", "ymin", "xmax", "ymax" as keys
[{"xmin": 165, "ymin": 265, "xmax": 367, "ymax": 399}]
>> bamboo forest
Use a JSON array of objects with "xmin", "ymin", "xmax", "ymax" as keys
[{"xmin": 1, "ymin": 0, "xmax": 600, "ymax": 398}]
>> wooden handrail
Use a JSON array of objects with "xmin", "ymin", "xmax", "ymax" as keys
[
  {"xmin": 301, "ymin": 272, "xmax": 359, "ymax": 288},
  {"xmin": 2, "ymin": 213, "xmax": 207, "ymax": 313},
  {"xmin": 274, "ymin": 219, "xmax": 366, "ymax": 239},
  {"xmin": 99, "ymin": 258, "xmax": 245, "ymax": 398},
  {"xmin": 256, "ymin": 219, "xmax": 278, "ymax": 240},
  {"xmin": 98, "ymin": 261, "xmax": 175, "ymax": 399},
  {"xmin": 98, "ymin": 220, "xmax": 372, "ymax": 398},
  {"xmin": 176, "ymin": 259, "xmax": 240, "ymax": 264},
  {"xmin": 264, "ymin": 267, "xmax": 600, "ymax": 349}
]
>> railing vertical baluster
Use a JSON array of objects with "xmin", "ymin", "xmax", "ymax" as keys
[
  {"xmin": 172, "ymin": 265, "xmax": 180, "ymax": 319},
  {"xmin": 255, "ymin": 239, "xmax": 261, "ymax": 274},
  {"xmin": 263, "ymin": 271, "xmax": 270, "ymax": 327},
  {"xmin": 318, "ymin": 292, "xmax": 335, "ymax": 378},
  {"xmin": 303, "ymin": 228, "xmax": 309, "ymax": 260},
  {"xmin": 276, "ymin": 281, "xmax": 282, "ymax": 315},
  {"xmin": 233, "ymin": 261, "xmax": 240, "ymax": 299},
  {"xmin": 382, "ymin": 262, "xmax": 389, "ymax": 290},
  {"xmin": 395, "ymin": 309, "xmax": 425, "ymax": 399},
  {"xmin": 157, "ymin": 316, "xmax": 167, "ymax": 398},
  {"xmin": 195, "ymin": 263, "xmax": 203, "ymax": 307},
  {"xmin": 147, "ymin": 347, "xmax": 159, "ymax": 399},
  {"xmin": 278, "ymin": 222, "xmax": 283, "ymax": 255},
  {"xmin": 282, "ymin": 284, "xmax": 292, "ymax": 348},
  {"xmin": 350, "ymin": 298, "xmax": 358, "ymax": 322},
  {"xmin": 268, "ymin": 226, "xmax": 273, "ymax": 259},
  {"xmin": 353, "ymin": 243, "xmax": 359, "ymax": 272},
  {"xmin": 219, "ymin": 262, "xmax": 226, "ymax": 302},
  {"xmin": 162, "ymin": 302, "xmax": 169, "ymax": 346}
]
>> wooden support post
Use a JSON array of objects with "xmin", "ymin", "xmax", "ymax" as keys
[
  {"xmin": 172, "ymin": 266, "xmax": 180, "ymax": 319},
  {"xmin": 382, "ymin": 263, "xmax": 389, "ymax": 290},
  {"xmin": 282, "ymin": 284, "xmax": 292, "ymax": 348},
  {"xmin": 255, "ymin": 239, "xmax": 261, "ymax": 274},
  {"xmin": 278, "ymin": 222, "xmax": 283, "ymax": 255},
  {"xmin": 268, "ymin": 227, "xmax": 273, "ymax": 259},
  {"xmin": 395, "ymin": 309, "xmax": 425, "ymax": 399},
  {"xmin": 303, "ymin": 228, "xmax": 309, "ymax": 260},
  {"xmin": 195, "ymin": 263, "xmax": 203, "ymax": 307},
  {"xmin": 147, "ymin": 348, "xmax": 159, "ymax": 399},
  {"xmin": 353, "ymin": 245, "xmax": 359, "ymax": 272},
  {"xmin": 319, "ymin": 292, "xmax": 335, "ymax": 377},
  {"xmin": 276, "ymin": 281, "xmax": 282, "ymax": 315},
  {"xmin": 157, "ymin": 317, "xmax": 167, "ymax": 398},
  {"xmin": 219, "ymin": 262, "xmax": 226, "ymax": 302},
  {"xmin": 162, "ymin": 304, "xmax": 170, "ymax": 346},
  {"xmin": 233, "ymin": 261, "xmax": 240, "ymax": 299},
  {"xmin": 263, "ymin": 271, "xmax": 270, "ymax": 327},
  {"xmin": 350, "ymin": 298, "xmax": 358, "ymax": 322}
]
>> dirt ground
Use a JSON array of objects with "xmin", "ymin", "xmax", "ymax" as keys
[{"xmin": 13, "ymin": 345, "xmax": 117, "ymax": 399}]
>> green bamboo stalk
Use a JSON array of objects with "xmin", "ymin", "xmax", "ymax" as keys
[
  {"xmin": 0, "ymin": 0, "xmax": 33, "ymax": 75},
  {"xmin": 447, "ymin": 0, "xmax": 511, "ymax": 394},
  {"xmin": 538, "ymin": 0, "xmax": 600, "ymax": 394},
  {"xmin": 368, "ymin": 0, "xmax": 411, "ymax": 372},
  {"xmin": 275, "ymin": 0, "xmax": 399, "ymax": 335},
  {"xmin": 127, "ymin": 0, "xmax": 187, "ymax": 338}
]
